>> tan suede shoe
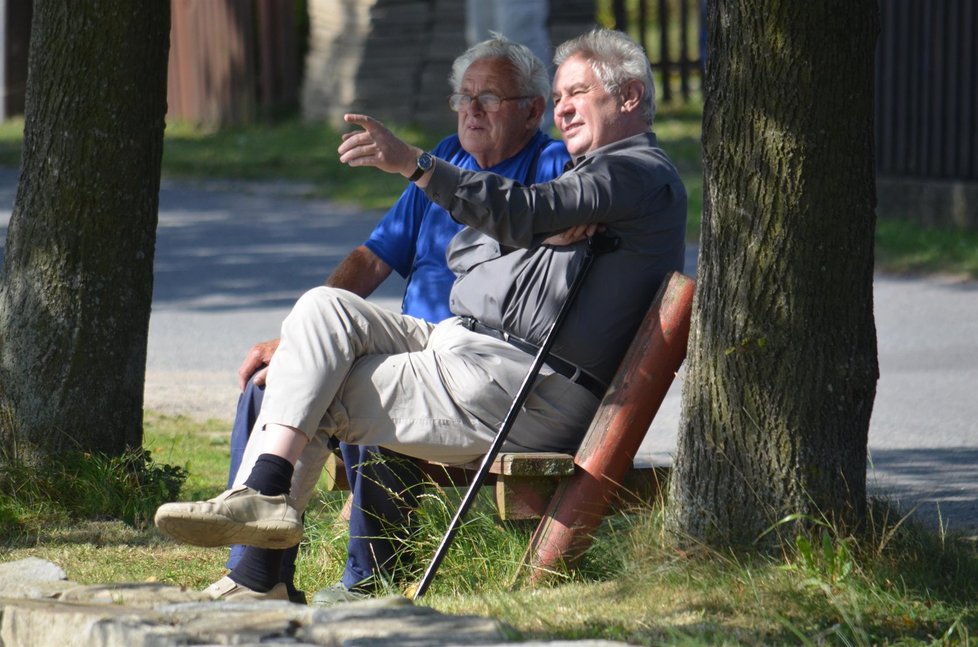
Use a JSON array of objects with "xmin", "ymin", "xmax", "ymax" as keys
[
  {"xmin": 204, "ymin": 576, "xmax": 290, "ymax": 602},
  {"xmin": 154, "ymin": 485, "xmax": 303, "ymax": 549}
]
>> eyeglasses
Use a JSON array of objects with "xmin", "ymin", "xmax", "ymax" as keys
[{"xmin": 448, "ymin": 93, "xmax": 532, "ymax": 113}]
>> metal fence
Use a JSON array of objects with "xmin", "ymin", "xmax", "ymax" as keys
[
  {"xmin": 875, "ymin": 0, "xmax": 978, "ymax": 181},
  {"xmin": 608, "ymin": 0, "xmax": 704, "ymax": 103}
]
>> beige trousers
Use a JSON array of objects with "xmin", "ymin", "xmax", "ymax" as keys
[{"xmin": 233, "ymin": 287, "xmax": 598, "ymax": 511}]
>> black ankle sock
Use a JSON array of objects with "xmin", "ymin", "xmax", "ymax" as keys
[
  {"xmin": 229, "ymin": 546, "xmax": 286, "ymax": 593},
  {"xmin": 243, "ymin": 454, "xmax": 294, "ymax": 496}
]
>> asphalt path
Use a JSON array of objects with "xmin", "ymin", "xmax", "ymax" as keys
[{"xmin": 1, "ymin": 170, "xmax": 975, "ymax": 534}]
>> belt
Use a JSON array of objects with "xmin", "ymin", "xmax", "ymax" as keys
[{"xmin": 460, "ymin": 317, "xmax": 607, "ymax": 400}]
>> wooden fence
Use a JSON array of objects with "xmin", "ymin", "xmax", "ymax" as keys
[
  {"xmin": 875, "ymin": 0, "xmax": 978, "ymax": 181},
  {"xmin": 168, "ymin": 0, "xmax": 300, "ymax": 128},
  {"xmin": 9, "ymin": 0, "xmax": 975, "ymax": 192}
]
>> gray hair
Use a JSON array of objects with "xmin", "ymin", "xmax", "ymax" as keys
[
  {"xmin": 554, "ymin": 28, "xmax": 656, "ymax": 125},
  {"xmin": 450, "ymin": 34, "xmax": 551, "ymax": 119}
]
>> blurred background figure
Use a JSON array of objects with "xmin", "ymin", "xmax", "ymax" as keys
[{"xmin": 466, "ymin": 0, "xmax": 554, "ymax": 131}]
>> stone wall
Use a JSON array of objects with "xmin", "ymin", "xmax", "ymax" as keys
[
  {"xmin": 0, "ymin": 558, "xmax": 631, "ymax": 647},
  {"xmin": 301, "ymin": 0, "xmax": 596, "ymax": 131}
]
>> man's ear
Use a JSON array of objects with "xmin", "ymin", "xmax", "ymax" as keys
[
  {"xmin": 527, "ymin": 96, "xmax": 546, "ymax": 126},
  {"xmin": 620, "ymin": 80, "xmax": 645, "ymax": 113}
]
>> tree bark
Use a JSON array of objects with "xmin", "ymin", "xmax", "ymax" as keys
[
  {"xmin": 0, "ymin": 1, "xmax": 170, "ymax": 458},
  {"xmin": 666, "ymin": 1, "xmax": 880, "ymax": 546}
]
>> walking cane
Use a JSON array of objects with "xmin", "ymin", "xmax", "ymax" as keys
[{"xmin": 412, "ymin": 233, "xmax": 620, "ymax": 599}]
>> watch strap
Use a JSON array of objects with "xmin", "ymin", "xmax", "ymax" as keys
[
  {"xmin": 408, "ymin": 164, "xmax": 426, "ymax": 182},
  {"xmin": 408, "ymin": 152, "xmax": 433, "ymax": 182}
]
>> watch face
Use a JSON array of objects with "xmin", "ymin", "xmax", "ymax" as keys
[{"xmin": 418, "ymin": 152, "xmax": 434, "ymax": 171}]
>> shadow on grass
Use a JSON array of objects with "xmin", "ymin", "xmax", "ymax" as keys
[{"xmin": 0, "ymin": 520, "xmax": 161, "ymax": 550}]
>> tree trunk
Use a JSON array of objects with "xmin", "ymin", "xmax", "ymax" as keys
[
  {"xmin": 0, "ymin": 1, "xmax": 170, "ymax": 459},
  {"xmin": 666, "ymin": 1, "xmax": 880, "ymax": 546}
]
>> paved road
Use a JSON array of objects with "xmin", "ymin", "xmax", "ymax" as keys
[{"xmin": 1, "ymin": 170, "xmax": 976, "ymax": 533}]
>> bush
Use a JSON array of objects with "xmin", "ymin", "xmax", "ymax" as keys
[{"xmin": 0, "ymin": 448, "xmax": 186, "ymax": 531}]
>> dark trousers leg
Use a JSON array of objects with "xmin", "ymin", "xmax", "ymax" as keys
[
  {"xmin": 341, "ymin": 443, "xmax": 424, "ymax": 591},
  {"xmin": 224, "ymin": 377, "xmax": 299, "ymax": 587},
  {"xmin": 225, "ymin": 377, "xmax": 424, "ymax": 592}
]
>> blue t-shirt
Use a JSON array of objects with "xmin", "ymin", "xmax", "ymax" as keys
[{"xmin": 364, "ymin": 130, "xmax": 570, "ymax": 322}]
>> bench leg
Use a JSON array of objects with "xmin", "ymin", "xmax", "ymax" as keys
[{"xmin": 522, "ymin": 272, "xmax": 695, "ymax": 581}]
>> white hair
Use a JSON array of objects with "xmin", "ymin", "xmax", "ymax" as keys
[
  {"xmin": 450, "ymin": 33, "xmax": 551, "ymax": 120},
  {"xmin": 554, "ymin": 28, "xmax": 656, "ymax": 125}
]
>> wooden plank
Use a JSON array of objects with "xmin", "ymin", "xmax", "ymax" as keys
[
  {"xmin": 323, "ymin": 452, "xmax": 487, "ymax": 493},
  {"xmin": 323, "ymin": 452, "xmax": 350, "ymax": 491},
  {"xmin": 494, "ymin": 464, "xmax": 668, "ymax": 521},
  {"xmin": 256, "ymin": 0, "xmax": 300, "ymax": 112},
  {"xmin": 680, "ymin": 0, "xmax": 691, "ymax": 100},
  {"xmin": 942, "ymin": 0, "xmax": 958, "ymax": 177},
  {"xmin": 322, "ymin": 449, "xmax": 659, "ymax": 523},
  {"xmin": 905, "ymin": 0, "xmax": 920, "ymax": 176},
  {"xmin": 658, "ymin": 0, "xmax": 671, "ymax": 103},
  {"xmin": 495, "ymin": 476, "xmax": 561, "ymax": 521},
  {"xmin": 491, "ymin": 453, "xmax": 576, "ymax": 477},
  {"xmin": 952, "ymin": 0, "xmax": 975, "ymax": 179}
]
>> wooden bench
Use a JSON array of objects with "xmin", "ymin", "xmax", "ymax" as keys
[
  {"xmin": 322, "ymin": 271, "xmax": 696, "ymax": 580},
  {"xmin": 323, "ymin": 450, "xmax": 668, "ymax": 522}
]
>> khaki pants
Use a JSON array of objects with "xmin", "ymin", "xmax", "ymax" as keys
[{"xmin": 234, "ymin": 287, "xmax": 598, "ymax": 511}]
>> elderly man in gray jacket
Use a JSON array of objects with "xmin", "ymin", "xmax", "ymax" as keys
[{"xmin": 155, "ymin": 28, "xmax": 687, "ymax": 587}]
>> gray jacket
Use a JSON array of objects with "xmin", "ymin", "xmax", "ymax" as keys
[{"xmin": 427, "ymin": 132, "xmax": 687, "ymax": 383}]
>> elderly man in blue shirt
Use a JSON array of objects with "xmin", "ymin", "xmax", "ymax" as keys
[{"xmin": 210, "ymin": 35, "xmax": 569, "ymax": 603}]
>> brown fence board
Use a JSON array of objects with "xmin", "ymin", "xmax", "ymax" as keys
[{"xmin": 166, "ymin": 0, "xmax": 298, "ymax": 128}]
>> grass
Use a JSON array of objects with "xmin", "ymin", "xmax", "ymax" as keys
[
  {"xmin": 1, "ymin": 414, "xmax": 976, "ymax": 645},
  {"xmin": 875, "ymin": 219, "xmax": 978, "ymax": 279}
]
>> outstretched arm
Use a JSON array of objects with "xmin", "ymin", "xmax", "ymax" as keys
[
  {"xmin": 337, "ymin": 114, "xmax": 432, "ymax": 188},
  {"xmin": 339, "ymin": 115, "xmax": 610, "ymax": 249}
]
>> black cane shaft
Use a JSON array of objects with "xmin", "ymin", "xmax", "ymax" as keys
[{"xmin": 413, "ymin": 235, "xmax": 617, "ymax": 599}]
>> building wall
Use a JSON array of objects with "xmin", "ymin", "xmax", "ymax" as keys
[{"xmin": 300, "ymin": 0, "xmax": 595, "ymax": 131}]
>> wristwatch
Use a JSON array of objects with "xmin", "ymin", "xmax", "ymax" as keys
[{"xmin": 408, "ymin": 151, "xmax": 434, "ymax": 181}]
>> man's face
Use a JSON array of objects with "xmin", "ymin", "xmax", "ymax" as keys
[
  {"xmin": 456, "ymin": 57, "xmax": 538, "ymax": 168},
  {"xmin": 552, "ymin": 54, "xmax": 625, "ymax": 156}
]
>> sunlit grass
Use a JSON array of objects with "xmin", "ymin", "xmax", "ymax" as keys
[
  {"xmin": 143, "ymin": 411, "xmax": 232, "ymax": 500},
  {"xmin": 0, "ymin": 118, "xmax": 24, "ymax": 168},
  {"xmin": 875, "ymin": 219, "xmax": 978, "ymax": 279},
  {"xmin": 160, "ymin": 118, "xmax": 437, "ymax": 210}
]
